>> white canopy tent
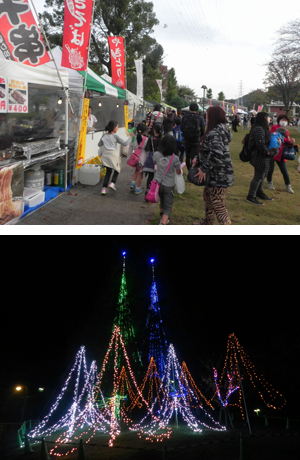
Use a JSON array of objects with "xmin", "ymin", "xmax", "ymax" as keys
[{"xmin": 0, "ymin": 55, "xmax": 69, "ymax": 88}]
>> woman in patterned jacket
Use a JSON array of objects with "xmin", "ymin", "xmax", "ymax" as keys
[
  {"xmin": 246, "ymin": 112, "xmax": 272, "ymax": 206},
  {"xmin": 192, "ymin": 106, "xmax": 234, "ymax": 225}
]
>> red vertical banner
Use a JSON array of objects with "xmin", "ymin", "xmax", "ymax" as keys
[
  {"xmin": 61, "ymin": 0, "xmax": 94, "ymax": 70},
  {"xmin": 209, "ymin": 99, "xmax": 212, "ymax": 107},
  {"xmin": 0, "ymin": 0, "xmax": 50, "ymax": 66},
  {"xmin": 222, "ymin": 101, "xmax": 225, "ymax": 110},
  {"xmin": 108, "ymin": 36, "xmax": 126, "ymax": 89}
]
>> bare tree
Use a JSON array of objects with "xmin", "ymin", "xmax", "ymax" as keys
[
  {"xmin": 275, "ymin": 19, "xmax": 300, "ymax": 58},
  {"xmin": 264, "ymin": 52, "xmax": 300, "ymax": 114}
]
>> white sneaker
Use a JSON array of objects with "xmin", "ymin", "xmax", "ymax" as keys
[
  {"xmin": 108, "ymin": 182, "xmax": 116, "ymax": 191},
  {"xmin": 267, "ymin": 182, "xmax": 275, "ymax": 190},
  {"xmin": 286, "ymin": 185, "xmax": 294, "ymax": 194}
]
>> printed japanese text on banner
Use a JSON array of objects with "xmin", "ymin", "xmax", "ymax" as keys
[
  {"xmin": 108, "ymin": 37, "xmax": 125, "ymax": 89},
  {"xmin": 0, "ymin": 78, "xmax": 8, "ymax": 113},
  {"xmin": 8, "ymin": 78, "xmax": 28, "ymax": 114},
  {"xmin": 0, "ymin": 0, "xmax": 50, "ymax": 66},
  {"xmin": 61, "ymin": 0, "xmax": 94, "ymax": 71},
  {"xmin": 76, "ymin": 98, "xmax": 89, "ymax": 169}
]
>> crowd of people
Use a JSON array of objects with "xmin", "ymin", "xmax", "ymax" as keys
[{"xmin": 97, "ymin": 103, "xmax": 298, "ymax": 225}]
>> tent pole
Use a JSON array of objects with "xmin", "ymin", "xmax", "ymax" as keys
[
  {"xmin": 83, "ymin": 0, "xmax": 96, "ymax": 91},
  {"xmin": 64, "ymin": 89, "xmax": 69, "ymax": 191},
  {"xmin": 30, "ymin": 0, "xmax": 69, "ymax": 190}
]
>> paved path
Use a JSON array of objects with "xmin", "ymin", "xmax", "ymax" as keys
[{"xmin": 16, "ymin": 158, "xmax": 157, "ymax": 225}]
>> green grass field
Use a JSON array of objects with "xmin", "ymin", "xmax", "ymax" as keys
[{"xmin": 152, "ymin": 126, "xmax": 300, "ymax": 225}]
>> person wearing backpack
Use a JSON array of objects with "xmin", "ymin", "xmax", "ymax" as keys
[
  {"xmin": 143, "ymin": 123, "xmax": 163, "ymax": 199},
  {"xmin": 129, "ymin": 123, "xmax": 149, "ymax": 195},
  {"xmin": 148, "ymin": 104, "xmax": 164, "ymax": 136},
  {"xmin": 181, "ymin": 103, "xmax": 205, "ymax": 170},
  {"xmin": 173, "ymin": 117, "xmax": 185, "ymax": 162}
]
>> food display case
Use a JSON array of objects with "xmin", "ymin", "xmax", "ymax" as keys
[{"xmin": 0, "ymin": 58, "xmax": 70, "ymax": 224}]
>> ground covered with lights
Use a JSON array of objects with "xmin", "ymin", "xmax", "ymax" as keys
[{"xmin": 6, "ymin": 421, "xmax": 300, "ymax": 460}]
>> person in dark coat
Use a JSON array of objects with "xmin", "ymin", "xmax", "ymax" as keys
[
  {"xmin": 232, "ymin": 114, "xmax": 239, "ymax": 132},
  {"xmin": 181, "ymin": 103, "xmax": 205, "ymax": 170},
  {"xmin": 163, "ymin": 108, "xmax": 175, "ymax": 135},
  {"xmin": 245, "ymin": 112, "xmax": 272, "ymax": 206}
]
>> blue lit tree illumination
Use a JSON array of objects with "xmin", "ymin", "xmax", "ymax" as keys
[{"xmin": 142, "ymin": 259, "xmax": 168, "ymax": 376}]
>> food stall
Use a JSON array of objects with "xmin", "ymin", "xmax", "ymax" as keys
[
  {"xmin": 0, "ymin": 57, "xmax": 69, "ymax": 224},
  {"xmin": 47, "ymin": 47, "xmax": 128, "ymax": 184},
  {"xmin": 101, "ymin": 74, "xmax": 146, "ymax": 127}
]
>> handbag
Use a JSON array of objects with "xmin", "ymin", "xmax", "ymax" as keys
[
  {"xmin": 145, "ymin": 180, "xmax": 160, "ymax": 203},
  {"xmin": 127, "ymin": 137, "xmax": 147, "ymax": 167},
  {"xmin": 283, "ymin": 146, "xmax": 296, "ymax": 161},
  {"xmin": 187, "ymin": 163, "xmax": 210, "ymax": 186},
  {"xmin": 143, "ymin": 151, "xmax": 154, "ymax": 170},
  {"xmin": 187, "ymin": 142, "xmax": 210, "ymax": 186},
  {"xmin": 143, "ymin": 137, "xmax": 155, "ymax": 170},
  {"xmin": 145, "ymin": 154, "xmax": 174, "ymax": 203},
  {"xmin": 239, "ymin": 134, "xmax": 251, "ymax": 162}
]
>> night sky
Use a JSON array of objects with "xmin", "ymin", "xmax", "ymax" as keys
[{"xmin": 2, "ymin": 236, "xmax": 299, "ymax": 422}]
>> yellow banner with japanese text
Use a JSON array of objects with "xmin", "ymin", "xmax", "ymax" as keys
[{"xmin": 76, "ymin": 98, "xmax": 89, "ymax": 169}]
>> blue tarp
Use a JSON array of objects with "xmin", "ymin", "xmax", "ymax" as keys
[{"xmin": 22, "ymin": 185, "xmax": 72, "ymax": 218}]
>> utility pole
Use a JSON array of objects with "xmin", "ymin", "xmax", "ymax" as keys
[{"xmin": 201, "ymin": 85, "xmax": 207, "ymax": 113}]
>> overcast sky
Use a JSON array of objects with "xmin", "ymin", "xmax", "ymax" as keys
[
  {"xmin": 30, "ymin": 0, "xmax": 300, "ymax": 100},
  {"xmin": 150, "ymin": 0, "xmax": 300, "ymax": 100}
]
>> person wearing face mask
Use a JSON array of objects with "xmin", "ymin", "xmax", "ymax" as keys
[{"xmin": 267, "ymin": 114, "xmax": 295, "ymax": 194}]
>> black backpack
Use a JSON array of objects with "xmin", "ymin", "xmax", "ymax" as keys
[
  {"xmin": 239, "ymin": 133, "xmax": 251, "ymax": 162},
  {"xmin": 181, "ymin": 114, "xmax": 200, "ymax": 140}
]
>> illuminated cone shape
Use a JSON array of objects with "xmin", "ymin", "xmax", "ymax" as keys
[
  {"xmin": 142, "ymin": 259, "xmax": 168, "ymax": 377},
  {"xmin": 112, "ymin": 253, "xmax": 142, "ymax": 368}
]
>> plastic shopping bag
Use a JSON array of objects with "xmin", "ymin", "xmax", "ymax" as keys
[{"xmin": 175, "ymin": 167, "xmax": 185, "ymax": 194}]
